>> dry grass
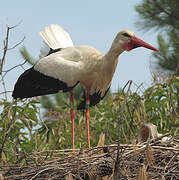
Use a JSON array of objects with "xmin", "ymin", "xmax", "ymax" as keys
[{"xmin": 0, "ymin": 132, "xmax": 178, "ymax": 180}]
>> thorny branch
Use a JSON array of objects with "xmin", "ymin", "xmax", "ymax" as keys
[{"xmin": 114, "ymin": 80, "xmax": 132, "ymax": 180}]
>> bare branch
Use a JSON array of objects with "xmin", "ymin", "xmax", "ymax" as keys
[
  {"xmin": 0, "ymin": 91, "xmax": 12, "ymax": 95},
  {"xmin": 0, "ymin": 75, "xmax": 8, "ymax": 100},
  {"xmin": 6, "ymin": 20, "xmax": 23, "ymax": 30},
  {"xmin": 7, "ymin": 36, "xmax": 26, "ymax": 50},
  {"xmin": 0, "ymin": 61, "xmax": 26, "ymax": 91},
  {"xmin": 0, "ymin": 21, "xmax": 24, "ymax": 75},
  {"xmin": 0, "ymin": 26, "xmax": 10, "ymax": 75},
  {"xmin": 2, "ymin": 60, "xmax": 26, "ymax": 74}
]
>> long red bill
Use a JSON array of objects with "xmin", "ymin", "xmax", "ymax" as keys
[{"xmin": 131, "ymin": 36, "xmax": 159, "ymax": 52}]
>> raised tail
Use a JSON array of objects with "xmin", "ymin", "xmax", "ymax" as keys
[{"xmin": 39, "ymin": 24, "xmax": 73, "ymax": 50}]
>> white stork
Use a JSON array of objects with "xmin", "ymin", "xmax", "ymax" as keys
[{"xmin": 12, "ymin": 24, "xmax": 159, "ymax": 151}]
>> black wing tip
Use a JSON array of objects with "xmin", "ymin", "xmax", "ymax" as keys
[
  {"xmin": 12, "ymin": 88, "xmax": 31, "ymax": 99},
  {"xmin": 77, "ymin": 87, "xmax": 110, "ymax": 110},
  {"xmin": 12, "ymin": 86, "xmax": 22, "ymax": 99},
  {"xmin": 12, "ymin": 67, "xmax": 80, "ymax": 100},
  {"xmin": 12, "ymin": 92, "xmax": 31, "ymax": 99},
  {"xmin": 12, "ymin": 93, "xmax": 18, "ymax": 99},
  {"xmin": 77, "ymin": 102, "xmax": 86, "ymax": 110}
]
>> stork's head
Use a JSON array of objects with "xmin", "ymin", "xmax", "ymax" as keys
[{"xmin": 114, "ymin": 30, "xmax": 159, "ymax": 52}]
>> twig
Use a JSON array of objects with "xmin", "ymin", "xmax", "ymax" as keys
[
  {"xmin": 134, "ymin": 82, "xmax": 144, "ymax": 94},
  {"xmin": 0, "ymin": 75, "xmax": 8, "ymax": 100},
  {"xmin": 7, "ymin": 20, "xmax": 22, "ymax": 30},
  {"xmin": 30, "ymin": 167, "xmax": 55, "ymax": 180},
  {"xmin": 0, "ymin": 90, "xmax": 12, "ymax": 95},
  {"xmin": 7, "ymin": 36, "xmax": 25, "ymax": 50},
  {"xmin": 152, "ymin": 146, "xmax": 179, "ymax": 151},
  {"xmin": 1, "ymin": 134, "xmax": 178, "ymax": 180},
  {"xmin": 0, "ymin": 60, "xmax": 26, "ymax": 81},
  {"xmin": 114, "ymin": 80, "xmax": 132, "ymax": 180},
  {"xmin": 0, "ymin": 26, "xmax": 10, "ymax": 74},
  {"xmin": 0, "ymin": 22, "xmax": 25, "ymax": 100},
  {"xmin": 0, "ymin": 21, "xmax": 24, "ymax": 75}
]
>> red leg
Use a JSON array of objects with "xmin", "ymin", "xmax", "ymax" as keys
[
  {"xmin": 86, "ymin": 91, "xmax": 91, "ymax": 148},
  {"xmin": 70, "ymin": 91, "xmax": 75, "ymax": 153}
]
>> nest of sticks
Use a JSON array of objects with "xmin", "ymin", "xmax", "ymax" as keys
[{"xmin": 0, "ymin": 124, "xmax": 179, "ymax": 180}]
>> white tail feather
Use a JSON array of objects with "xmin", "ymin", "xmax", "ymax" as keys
[
  {"xmin": 39, "ymin": 44, "xmax": 50, "ymax": 58},
  {"xmin": 39, "ymin": 24, "xmax": 73, "ymax": 49}
]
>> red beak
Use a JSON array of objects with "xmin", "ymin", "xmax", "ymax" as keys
[{"xmin": 130, "ymin": 36, "xmax": 159, "ymax": 52}]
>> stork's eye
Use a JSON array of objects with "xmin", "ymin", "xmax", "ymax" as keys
[{"xmin": 122, "ymin": 33, "xmax": 131, "ymax": 38}]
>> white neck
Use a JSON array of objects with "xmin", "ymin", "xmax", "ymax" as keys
[
  {"xmin": 98, "ymin": 43, "xmax": 125, "ymax": 81},
  {"xmin": 101, "ymin": 40, "xmax": 124, "ymax": 65}
]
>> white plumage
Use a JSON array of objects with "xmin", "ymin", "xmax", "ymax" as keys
[
  {"xmin": 12, "ymin": 24, "xmax": 159, "ymax": 149},
  {"xmin": 35, "ymin": 44, "xmax": 112, "ymax": 97},
  {"xmin": 39, "ymin": 24, "xmax": 73, "ymax": 49},
  {"xmin": 34, "ymin": 48, "xmax": 82, "ymax": 87},
  {"xmin": 13, "ymin": 24, "xmax": 159, "ymax": 101},
  {"xmin": 36, "ymin": 24, "xmax": 159, "ymax": 98}
]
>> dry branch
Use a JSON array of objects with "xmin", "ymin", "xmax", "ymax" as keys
[
  {"xmin": 0, "ymin": 22, "xmax": 25, "ymax": 100},
  {"xmin": 114, "ymin": 80, "xmax": 132, "ymax": 180},
  {"xmin": 0, "ymin": 126, "xmax": 178, "ymax": 180}
]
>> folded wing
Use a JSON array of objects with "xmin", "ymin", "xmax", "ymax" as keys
[{"xmin": 13, "ymin": 25, "xmax": 80, "ymax": 99}]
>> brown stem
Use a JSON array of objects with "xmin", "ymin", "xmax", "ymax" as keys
[{"xmin": 114, "ymin": 80, "xmax": 132, "ymax": 179}]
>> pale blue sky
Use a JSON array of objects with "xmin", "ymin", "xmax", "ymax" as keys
[{"xmin": 0, "ymin": 0, "xmax": 158, "ymax": 99}]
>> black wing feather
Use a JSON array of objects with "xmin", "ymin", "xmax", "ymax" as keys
[
  {"xmin": 47, "ymin": 48, "xmax": 62, "ymax": 56},
  {"xmin": 12, "ymin": 67, "xmax": 78, "ymax": 99},
  {"xmin": 77, "ymin": 87, "xmax": 110, "ymax": 110}
]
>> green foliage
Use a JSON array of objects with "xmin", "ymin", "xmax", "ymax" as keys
[
  {"xmin": 154, "ymin": 31, "xmax": 179, "ymax": 75},
  {"xmin": 0, "ymin": 77, "xmax": 178, "ymax": 163},
  {"xmin": 0, "ymin": 99, "xmax": 39, "ymax": 162},
  {"xmin": 1, "ymin": 16, "xmax": 178, "ymax": 164},
  {"xmin": 135, "ymin": 0, "xmax": 179, "ymax": 75},
  {"xmin": 135, "ymin": 0, "xmax": 179, "ymax": 114},
  {"xmin": 143, "ymin": 78, "xmax": 178, "ymax": 131},
  {"xmin": 135, "ymin": 0, "xmax": 179, "ymax": 31}
]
